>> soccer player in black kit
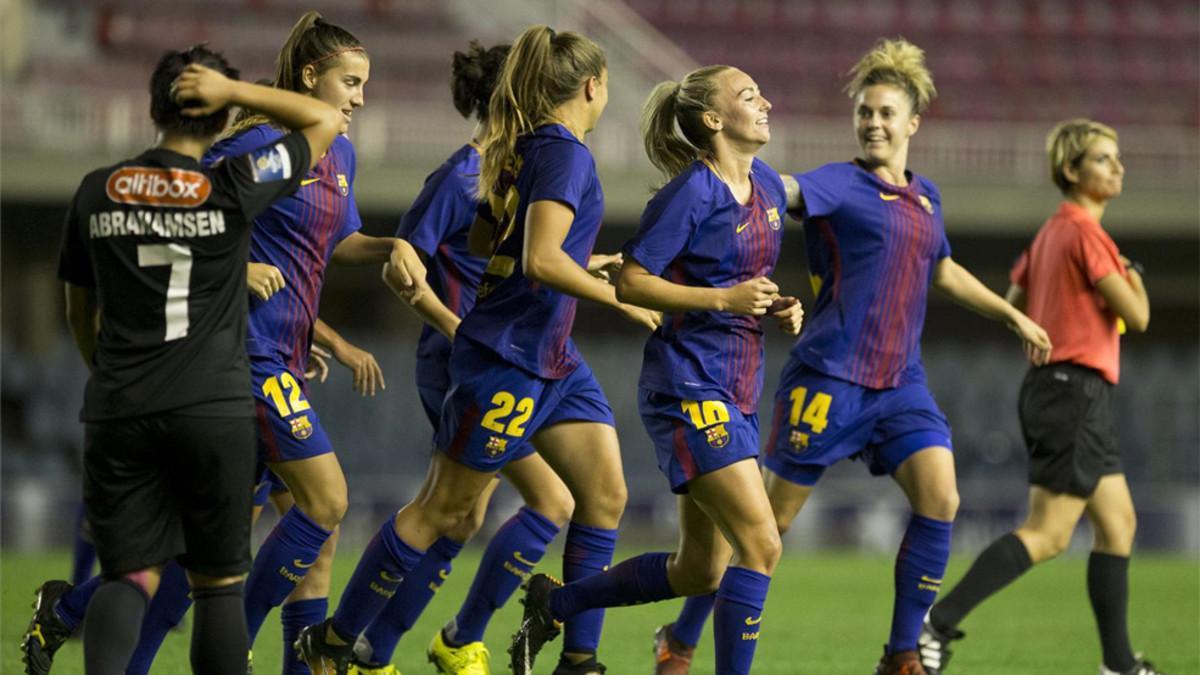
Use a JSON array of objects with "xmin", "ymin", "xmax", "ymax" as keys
[{"xmin": 24, "ymin": 45, "xmax": 377, "ymax": 675}]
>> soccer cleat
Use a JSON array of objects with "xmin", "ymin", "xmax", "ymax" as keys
[
  {"xmin": 875, "ymin": 645, "xmax": 929, "ymax": 675},
  {"xmin": 653, "ymin": 623, "xmax": 695, "ymax": 675},
  {"xmin": 508, "ymin": 573, "xmax": 564, "ymax": 675},
  {"xmin": 295, "ymin": 619, "xmax": 357, "ymax": 675},
  {"xmin": 1100, "ymin": 655, "xmax": 1166, "ymax": 675},
  {"xmin": 552, "ymin": 654, "xmax": 607, "ymax": 674},
  {"xmin": 247, "ymin": 650, "xmax": 254, "ymax": 675},
  {"xmin": 917, "ymin": 614, "xmax": 964, "ymax": 675},
  {"xmin": 21, "ymin": 580, "xmax": 74, "ymax": 675},
  {"xmin": 427, "ymin": 628, "xmax": 489, "ymax": 674}
]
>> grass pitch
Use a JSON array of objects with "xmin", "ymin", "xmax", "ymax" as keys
[{"xmin": 4, "ymin": 550, "xmax": 1196, "ymax": 674}]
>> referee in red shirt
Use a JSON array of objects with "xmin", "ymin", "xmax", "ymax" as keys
[{"xmin": 919, "ymin": 119, "xmax": 1161, "ymax": 675}]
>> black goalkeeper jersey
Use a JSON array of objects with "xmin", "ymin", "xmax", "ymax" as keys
[{"xmin": 58, "ymin": 132, "xmax": 312, "ymax": 422}]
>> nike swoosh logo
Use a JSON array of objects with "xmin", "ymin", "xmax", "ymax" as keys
[
  {"xmin": 300, "ymin": 177, "xmax": 320, "ymax": 186},
  {"xmin": 380, "ymin": 570, "xmax": 404, "ymax": 582},
  {"xmin": 736, "ymin": 222, "xmax": 751, "ymax": 233},
  {"xmin": 745, "ymin": 615, "xmax": 762, "ymax": 626},
  {"xmin": 293, "ymin": 559, "xmax": 316, "ymax": 569},
  {"xmin": 513, "ymin": 551, "xmax": 538, "ymax": 567},
  {"xmin": 879, "ymin": 192, "xmax": 900, "ymax": 201}
]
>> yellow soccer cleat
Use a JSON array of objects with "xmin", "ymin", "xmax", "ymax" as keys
[{"xmin": 428, "ymin": 629, "xmax": 491, "ymax": 674}]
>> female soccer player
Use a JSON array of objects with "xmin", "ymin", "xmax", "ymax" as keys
[
  {"xmin": 920, "ymin": 121, "xmax": 1160, "ymax": 675},
  {"xmin": 652, "ymin": 39, "xmax": 1052, "ymax": 675},
  {"xmin": 350, "ymin": 41, "xmax": 578, "ymax": 675},
  {"xmin": 205, "ymin": 11, "xmax": 426, "ymax": 674},
  {"xmin": 20, "ymin": 47, "xmax": 344, "ymax": 675},
  {"xmin": 510, "ymin": 63, "xmax": 803, "ymax": 675},
  {"xmin": 296, "ymin": 24, "xmax": 657, "ymax": 675}
]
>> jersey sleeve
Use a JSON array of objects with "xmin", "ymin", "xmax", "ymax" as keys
[
  {"xmin": 338, "ymin": 142, "xmax": 362, "ymax": 242},
  {"xmin": 397, "ymin": 166, "xmax": 473, "ymax": 257},
  {"xmin": 795, "ymin": 163, "xmax": 846, "ymax": 219},
  {"xmin": 209, "ymin": 129, "xmax": 312, "ymax": 222},
  {"xmin": 1076, "ymin": 224, "xmax": 1124, "ymax": 286},
  {"xmin": 1010, "ymin": 249, "xmax": 1030, "ymax": 288},
  {"xmin": 623, "ymin": 175, "xmax": 703, "ymax": 276},
  {"xmin": 526, "ymin": 141, "xmax": 594, "ymax": 213},
  {"xmin": 57, "ymin": 187, "xmax": 95, "ymax": 287}
]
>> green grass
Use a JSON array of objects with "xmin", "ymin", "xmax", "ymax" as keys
[{"xmin": 4, "ymin": 550, "xmax": 1197, "ymax": 674}]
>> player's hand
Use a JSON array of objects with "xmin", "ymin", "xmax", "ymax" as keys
[
  {"xmin": 1009, "ymin": 312, "xmax": 1052, "ymax": 366},
  {"xmin": 332, "ymin": 340, "xmax": 385, "ymax": 396},
  {"xmin": 171, "ymin": 63, "xmax": 236, "ymax": 116},
  {"xmin": 769, "ymin": 296, "xmax": 804, "ymax": 335},
  {"xmin": 305, "ymin": 345, "xmax": 331, "ymax": 383},
  {"xmin": 587, "ymin": 252, "xmax": 623, "ymax": 284},
  {"xmin": 247, "ymin": 262, "xmax": 285, "ymax": 301},
  {"xmin": 385, "ymin": 240, "xmax": 426, "ymax": 304},
  {"xmin": 719, "ymin": 277, "xmax": 779, "ymax": 316},
  {"xmin": 617, "ymin": 303, "xmax": 662, "ymax": 332}
]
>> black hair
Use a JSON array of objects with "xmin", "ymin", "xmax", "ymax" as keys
[
  {"xmin": 149, "ymin": 45, "xmax": 239, "ymax": 138},
  {"xmin": 451, "ymin": 41, "xmax": 510, "ymax": 121}
]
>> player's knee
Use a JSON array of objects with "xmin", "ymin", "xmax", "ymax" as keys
[
  {"xmin": 928, "ymin": 487, "xmax": 960, "ymax": 521},
  {"xmin": 737, "ymin": 527, "xmax": 782, "ymax": 575},
  {"xmin": 1021, "ymin": 527, "xmax": 1072, "ymax": 562},
  {"xmin": 301, "ymin": 496, "xmax": 348, "ymax": 531},
  {"xmin": 671, "ymin": 559, "xmax": 725, "ymax": 595},
  {"xmin": 574, "ymin": 480, "xmax": 626, "ymax": 527},
  {"xmin": 1095, "ymin": 510, "xmax": 1137, "ymax": 554},
  {"xmin": 445, "ymin": 505, "xmax": 487, "ymax": 543},
  {"xmin": 525, "ymin": 484, "xmax": 575, "ymax": 527}
]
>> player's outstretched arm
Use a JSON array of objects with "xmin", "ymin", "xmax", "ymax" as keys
[
  {"xmin": 523, "ymin": 200, "xmax": 660, "ymax": 331},
  {"xmin": 312, "ymin": 318, "xmax": 385, "ymax": 396},
  {"xmin": 171, "ymin": 63, "xmax": 340, "ymax": 170},
  {"xmin": 64, "ymin": 283, "xmax": 99, "ymax": 368},
  {"xmin": 933, "ymin": 256, "xmax": 1052, "ymax": 364}
]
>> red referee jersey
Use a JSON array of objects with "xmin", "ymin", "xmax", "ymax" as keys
[{"xmin": 1011, "ymin": 201, "xmax": 1127, "ymax": 384}]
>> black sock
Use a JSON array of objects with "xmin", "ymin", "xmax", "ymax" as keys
[
  {"xmin": 930, "ymin": 532, "xmax": 1033, "ymax": 632},
  {"xmin": 83, "ymin": 579, "xmax": 149, "ymax": 675},
  {"xmin": 1088, "ymin": 552, "xmax": 1136, "ymax": 673},
  {"xmin": 190, "ymin": 581, "xmax": 250, "ymax": 675}
]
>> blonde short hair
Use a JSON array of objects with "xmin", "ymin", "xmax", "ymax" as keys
[
  {"xmin": 1046, "ymin": 118, "xmax": 1119, "ymax": 194},
  {"xmin": 844, "ymin": 38, "xmax": 936, "ymax": 115}
]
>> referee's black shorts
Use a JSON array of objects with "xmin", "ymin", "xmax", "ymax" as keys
[
  {"xmin": 1018, "ymin": 362, "xmax": 1121, "ymax": 498},
  {"xmin": 83, "ymin": 414, "xmax": 256, "ymax": 578}
]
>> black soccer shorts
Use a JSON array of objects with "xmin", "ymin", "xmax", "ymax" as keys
[
  {"xmin": 1018, "ymin": 363, "xmax": 1121, "ymax": 498},
  {"xmin": 83, "ymin": 414, "xmax": 256, "ymax": 578}
]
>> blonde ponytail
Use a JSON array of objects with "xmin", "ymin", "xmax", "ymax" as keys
[
  {"xmin": 477, "ymin": 25, "xmax": 605, "ymax": 199},
  {"xmin": 639, "ymin": 65, "xmax": 732, "ymax": 181}
]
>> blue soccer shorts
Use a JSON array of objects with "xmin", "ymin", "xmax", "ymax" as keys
[
  {"xmin": 639, "ymin": 388, "xmax": 760, "ymax": 494},
  {"xmin": 763, "ymin": 361, "xmax": 952, "ymax": 486},
  {"xmin": 250, "ymin": 356, "xmax": 335, "ymax": 464},
  {"xmin": 435, "ymin": 338, "xmax": 615, "ymax": 473}
]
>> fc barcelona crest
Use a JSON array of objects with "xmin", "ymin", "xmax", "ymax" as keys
[
  {"xmin": 290, "ymin": 415, "xmax": 313, "ymax": 440},
  {"xmin": 789, "ymin": 429, "xmax": 809, "ymax": 451},
  {"xmin": 336, "ymin": 173, "xmax": 350, "ymax": 196},
  {"xmin": 486, "ymin": 435, "xmax": 508, "ymax": 457},
  {"xmin": 705, "ymin": 424, "xmax": 730, "ymax": 448},
  {"xmin": 918, "ymin": 195, "xmax": 934, "ymax": 215},
  {"xmin": 767, "ymin": 207, "xmax": 781, "ymax": 230}
]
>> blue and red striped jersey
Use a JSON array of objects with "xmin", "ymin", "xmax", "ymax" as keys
[
  {"xmin": 204, "ymin": 124, "xmax": 362, "ymax": 375},
  {"xmin": 624, "ymin": 158, "xmax": 787, "ymax": 413},
  {"xmin": 791, "ymin": 161, "xmax": 950, "ymax": 390},
  {"xmin": 456, "ymin": 124, "xmax": 604, "ymax": 380},
  {"xmin": 396, "ymin": 143, "xmax": 488, "ymax": 389}
]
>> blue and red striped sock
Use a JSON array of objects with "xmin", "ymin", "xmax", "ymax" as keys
[
  {"xmin": 243, "ymin": 506, "xmax": 331, "ymax": 644},
  {"xmin": 713, "ymin": 566, "xmax": 771, "ymax": 675},
  {"xmin": 449, "ymin": 507, "xmax": 559, "ymax": 644},
  {"xmin": 561, "ymin": 523, "xmax": 619, "ymax": 654},
  {"xmin": 330, "ymin": 518, "xmax": 424, "ymax": 641},
  {"xmin": 548, "ymin": 552, "xmax": 677, "ymax": 620},
  {"xmin": 281, "ymin": 597, "xmax": 327, "ymax": 675},
  {"xmin": 360, "ymin": 536, "xmax": 463, "ymax": 663},
  {"xmin": 673, "ymin": 592, "xmax": 716, "ymax": 647},
  {"xmin": 889, "ymin": 514, "xmax": 953, "ymax": 654},
  {"xmin": 125, "ymin": 561, "xmax": 193, "ymax": 675}
]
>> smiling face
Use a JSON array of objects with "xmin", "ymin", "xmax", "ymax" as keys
[
  {"xmin": 854, "ymin": 83, "xmax": 919, "ymax": 169},
  {"xmin": 1066, "ymin": 135, "xmax": 1124, "ymax": 201},
  {"xmin": 305, "ymin": 51, "xmax": 370, "ymax": 134},
  {"xmin": 710, "ymin": 68, "xmax": 772, "ymax": 147}
]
